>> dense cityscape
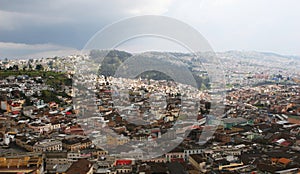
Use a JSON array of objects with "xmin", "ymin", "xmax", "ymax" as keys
[{"xmin": 0, "ymin": 50, "xmax": 300, "ymax": 173}]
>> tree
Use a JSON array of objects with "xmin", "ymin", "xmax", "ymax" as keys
[
  {"xmin": 35, "ymin": 64, "xmax": 44, "ymax": 71},
  {"xmin": 28, "ymin": 63, "xmax": 33, "ymax": 70},
  {"xmin": 12, "ymin": 65, "xmax": 19, "ymax": 71},
  {"xmin": 48, "ymin": 60, "xmax": 53, "ymax": 69},
  {"xmin": 40, "ymin": 90, "xmax": 60, "ymax": 103}
]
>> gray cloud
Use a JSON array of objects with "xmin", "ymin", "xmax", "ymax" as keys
[
  {"xmin": 165, "ymin": 0, "xmax": 300, "ymax": 55},
  {"xmin": 0, "ymin": 42, "xmax": 79, "ymax": 59},
  {"xmin": 0, "ymin": 0, "xmax": 299, "ymax": 57},
  {"xmin": 0, "ymin": 0, "xmax": 171, "ymax": 49}
]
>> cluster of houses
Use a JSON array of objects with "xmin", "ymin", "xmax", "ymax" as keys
[{"xmin": 0, "ymin": 54, "xmax": 300, "ymax": 173}]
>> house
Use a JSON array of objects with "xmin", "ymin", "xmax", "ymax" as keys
[
  {"xmin": 189, "ymin": 154, "xmax": 206, "ymax": 173},
  {"xmin": 137, "ymin": 162, "xmax": 169, "ymax": 174},
  {"xmin": 214, "ymin": 133, "xmax": 231, "ymax": 144},
  {"xmin": 115, "ymin": 165, "xmax": 132, "ymax": 174},
  {"xmin": 65, "ymin": 159, "xmax": 93, "ymax": 174},
  {"xmin": 106, "ymin": 135, "xmax": 129, "ymax": 146},
  {"xmin": 62, "ymin": 136, "xmax": 92, "ymax": 152},
  {"xmin": 15, "ymin": 136, "xmax": 37, "ymax": 152},
  {"xmin": 165, "ymin": 147, "xmax": 185, "ymax": 162},
  {"xmin": 277, "ymin": 158, "xmax": 292, "ymax": 167},
  {"xmin": 45, "ymin": 152, "xmax": 69, "ymax": 173},
  {"xmin": 184, "ymin": 149, "xmax": 203, "ymax": 161},
  {"xmin": 33, "ymin": 139, "xmax": 62, "ymax": 152},
  {"xmin": 0, "ymin": 155, "xmax": 43, "ymax": 174},
  {"xmin": 81, "ymin": 148, "xmax": 108, "ymax": 158},
  {"xmin": 142, "ymin": 156, "xmax": 166, "ymax": 163},
  {"xmin": 28, "ymin": 122, "xmax": 52, "ymax": 133}
]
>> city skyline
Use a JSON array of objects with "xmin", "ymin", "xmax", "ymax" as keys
[{"xmin": 1, "ymin": 1, "xmax": 300, "ymax": 173}]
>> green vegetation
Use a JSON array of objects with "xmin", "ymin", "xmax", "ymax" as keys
[
  {"xmin": 1, "ymin": 70, "xmax": 60, "ymax": 78},
  {"xmin": 90, "ymin": 49, "xmax": 210, "ymax": 89},
  {"xmin": 45, "ymin": 73, "xmax": 72, "ymax": 91},
  {"xmin": 288, "ymin": 115, "xmax": 300, "ymax": 120},
  {"xmin": 137, "ymin": 70, "xmax": 173, "ymax": 81},
  {"xmin": 0, "ymin": 70, "xmax": 72, "ymax": 90},
  {"xmin": 90, "ymin": 49, "xmax": 132, "ymax": 76},
  {"xmin": 193, "ymin": 74, "xmax": 210, "ymax": 90},
  {"xmin": 31, "ymin": 89, "xmax": 70, "ymax": 104},
  {"xmin": 39, "ymin": 90, "xmax": 61, "ymax": 103},
  {"xmin": 35, "ymin": 64, "xmax": 44, "ymax": 71},
  {"xmin": 226, "ymin": 84, "xmax": 234, "ymax": 88}
]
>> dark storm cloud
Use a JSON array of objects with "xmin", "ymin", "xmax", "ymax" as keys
[
  {"xmin": 0, "ymin": 0, "xmax": 171, "ymax": 49},
  {"xmin": 0, "ymin": 0, "xmax": 171, "ymax": 58}
]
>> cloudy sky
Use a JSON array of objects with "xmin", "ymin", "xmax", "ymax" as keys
[{"xmin": 0, "ymin": 0, "xmax": 299, "ymax": 59}]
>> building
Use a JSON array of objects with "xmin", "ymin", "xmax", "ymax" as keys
[
  {"xmin": 0, "ymin": 153, "xmax": 43, "ymax": 174},
  {"xmin": 62, "ymin": 136, "xmax": 92, "ymax": 152},
  {"xmin": 65, "ymin": 159, "xmax": 93, "ymax": 174},
  {"xmin": 15, "ymin": 136, "xmax": 36, "ymax": 152},
  {"xmin": 189, "ymin": 154, "xmax": 206, "ymax": 173},
  {"xmin": 33, "ymin": 139, "xmax": 62, "ymax": 152},
  {"xmin": 223, "ymin": 117, "xmax": 248, "ymax": 129},
  {"xmin": 106, "ymin": 135, "xmax": 129, "ymax": 146},
  {"xmin": 165, "ymin": 148, "xmax": 185, "ymax": 163},
  {"xmin": 45, "ymin": 152, "xmax": 69, "ymax": 173},
  {"xmin": 184, "ymin": 149, "xmax": 203, "ymax": 161}
]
